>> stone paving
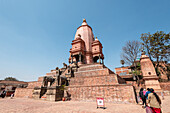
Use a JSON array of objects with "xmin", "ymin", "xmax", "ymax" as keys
[{"xmin": 0, "ymin": 96, "xmax": 170, "ymax": 113}]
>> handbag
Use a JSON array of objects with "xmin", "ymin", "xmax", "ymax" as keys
[{"xmin": 146, "ymin": 106, "xmax": 153, "ymax": 113}]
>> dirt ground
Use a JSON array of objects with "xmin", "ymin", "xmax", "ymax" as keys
[{"xmin": 0, "ymin": 96, "xmax": 170, "ymax": 113}]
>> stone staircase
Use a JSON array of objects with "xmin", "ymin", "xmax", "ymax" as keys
[
  {"xmin": 66, "ymin": 63, "xmax": 136, "ymax": 103},
  {"xmin": 75, "ymin": 63, "xmax": 114, "ymax": 76},
  {"xmin": 78, "ymin": 64, "xmax": 104, "ymax": 71},
  {"xmin": 69, "ymin": 63, "xmax": 126, "ymax": 86}
]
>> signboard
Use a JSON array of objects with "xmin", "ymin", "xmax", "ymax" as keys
[{"xmin": 96, "ymin": 97, "xmax": 105, "ymax": 109}]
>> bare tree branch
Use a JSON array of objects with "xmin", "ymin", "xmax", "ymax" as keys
[{"xmin": 121, "ymin": 40, "xmax": 141, "ymax": 65}]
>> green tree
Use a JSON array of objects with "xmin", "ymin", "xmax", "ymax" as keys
[
  {"xmin": 141, "ymin": 31, "xmax": 170, "ymax": 76},
  {"xmin": 4, "ymin": 77, "xmax": 18, "ymax": 81}
]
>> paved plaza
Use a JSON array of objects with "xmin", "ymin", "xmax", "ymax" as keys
[{"xmin": 0, "ymin": 96, "xmax": 170, "ymax": 113}]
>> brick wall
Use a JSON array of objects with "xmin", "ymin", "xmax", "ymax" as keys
[
  {"xmin": 15, "ymin": 88, "xmax": 34, "ymax": 98},
  {"xmin": 38, "ymin": 77, "xmax": 44, "ymax": 82},
  {"xmin": 67, "ymin": 84, "xmax": 136, "ymax": 103},
  {"xmin": 115, "ymin": 66, "xmax": 131, "ymax": 75},
  {"xmin": 78, "ymin": 64, "xmax": 104, "ymax": 71},
  {"xmin": 160, "ymin": 82, "xmax": 170, "ymax": 91},
  {"xmin": 75, "ymin": 68, "xmax": 111, "ymax": 77},
  {"xmin": 27, "ymin": 81, "xmax": 42, "ymax": 88},
  {"xmin": 14, "ymin": 81, "xmax": 42, "ymax": 98},
  {"xmin": 117, "ymin": 75, "xmax": 126, "ymax": 84},
  {"xmin": 69, "ymin": 74, "xmax": 120, "ymax": 86}
]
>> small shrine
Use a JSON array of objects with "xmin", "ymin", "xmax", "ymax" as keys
[{"xmin": 140, "ymin": 52, "xmax": 162, "ymax": 91}]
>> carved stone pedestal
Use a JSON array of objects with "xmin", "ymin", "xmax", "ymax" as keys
[
  {"xmin": 46, "ymin": 86, "xmax": 64, "ymax": 101},
  {"xmin": 144, "ymin": 77, "xmax": 162, "ymax": 92},
  {"xmin": 32, "ymin": 87, "xmax": 41, "ymax": 99}
]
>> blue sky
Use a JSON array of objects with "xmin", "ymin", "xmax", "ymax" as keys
[{"xmin": 0, "ymin": 0, "xmax": 170, "ymax": 81}]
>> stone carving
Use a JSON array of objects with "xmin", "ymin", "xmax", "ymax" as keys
[
  {"xmin": 67, "ymin": 66, "xmax": 71, "ymax": 73},
  {"xmin": 42, "ymin": 76, "xmax": 55, "ymax": 87},
  {"xmin": 56, "ymin": 67, "xmax": 59, "ymax": 70},
  {"xmin": 56, "ymin": 75, "xmax": 61, "ymax": 86},
  {"xmin": 55, "ymin": 67, "xmax": 60, "ymax": 76},
  {"xmin": 63, "ymin": 63, "xmax": 67, "ymax": 68}
]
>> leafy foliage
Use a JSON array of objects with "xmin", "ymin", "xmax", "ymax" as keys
[
  {"xmin": 4, "ymin": 77, "xmax": 18, "ymax": 81},
  {"xmin": 141, "ymin": 31, "xmax": 170, "ymax": 62},
  {"xmin": 141, "ymin": 31, "xmax": 170, "ymax": 76}
]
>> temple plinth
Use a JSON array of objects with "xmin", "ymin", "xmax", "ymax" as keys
[{"xmin": 140, "ymin": 53, "xmax": 162, "ymax": 91}]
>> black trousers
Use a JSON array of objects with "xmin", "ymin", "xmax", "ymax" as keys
[{"xmin": 142, "ymin": 98, "xmax": 146, "ymax": 106}]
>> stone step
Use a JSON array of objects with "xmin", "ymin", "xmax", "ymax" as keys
[
  {"xmin": 75, "ymin": 68, "xmax": 108, "ymax": 76},
  {"xmin": 78, "ymin": 64, "xmax": 104, "ymax": 71},
  {"xmin": 75, "ymin": 68, "xmax": 114, "ymax": 77},
  {"xmin": 69, "ymin": 74, "xmax": 119, "ymax": 86}
]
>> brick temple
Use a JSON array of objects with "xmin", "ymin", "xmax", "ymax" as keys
[{"xmin": 15, "ymin": 19, "xmax": 138, "ymax": 103}]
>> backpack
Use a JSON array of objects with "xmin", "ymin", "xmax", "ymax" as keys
[{"xmin": 139, "ymin": 91, "xmax": 144, "ymax": 99}]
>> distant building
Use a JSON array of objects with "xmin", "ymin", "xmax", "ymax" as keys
[
  {"xmin": 115, "ymin": 60, "xmax": 170, "ymax": 81},
  {"xmin": 0, "ymin": 80, "xmax": 28, "ymax": 96},
  {"xmin": 115, "ymin": 66, "xmax": 131, "ymax": 76}
]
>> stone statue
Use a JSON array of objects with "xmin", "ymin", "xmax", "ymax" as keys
[
  {"xmin": 56, "ymin": 67, "xmax": 59, "ymax": 70},
  {"xmin": 42, "ymin": 77, "xmax": 48, "ymax": 87},
  {"xmin": 42, "ymin": 76, "xmax": 55, "ymax": 87},
  {"xmin": 63, "ymin": 63, "xmax": 67, "ymax": 68}
]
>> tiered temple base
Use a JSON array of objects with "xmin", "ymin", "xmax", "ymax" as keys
[
  {"xmin": 32, "ymin": 86, "xmax": 64, "ymax": 101},
  {"xmin": 67, "ymin": 63, "xmax": 136, "ymax": 103}
]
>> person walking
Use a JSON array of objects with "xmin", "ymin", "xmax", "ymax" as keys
[
  {"xmin": 145, "ymin": 88, "xmax": 151, "ymax": 100},
  {"xmin": 148, "ymin": 88, "xmax": 162, "ymax": 113},
  {"xmin": 139, "ymin": 88, "xmax": 145, "ymax": 105},
  {"xmin": 142, "ymin": 89, "xmax": 147, "ymax": 107},
  {"xmin": 1, "ymin": 89, "xmax": 6, "ymax": 98},
  {"xmin": 143, "ymin": 89, "xmax": 147, "ymax": 95}
]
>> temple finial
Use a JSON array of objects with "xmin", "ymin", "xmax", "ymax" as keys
[
  {"xmin": 83, "ymin": 18, "xmax": 86, "ymax": 22},
  {"xmin": 141, "ymin": 51, "xmax": 145, "ymax": 55}
]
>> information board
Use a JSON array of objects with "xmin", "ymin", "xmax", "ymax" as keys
[{"xmin": 96, "ymin": 97, "xmax": 105, "ymax": 109}]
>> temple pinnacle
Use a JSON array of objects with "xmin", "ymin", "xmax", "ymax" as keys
[{"xmin": 83, "ymin": 18, "xmax": 86, "ymax": 22}]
